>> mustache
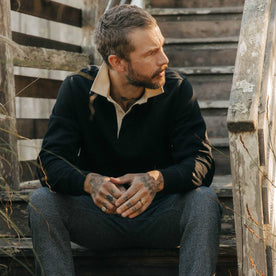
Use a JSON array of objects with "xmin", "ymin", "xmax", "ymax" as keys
[{"xmin": 152, "ymin": 65, "xmax": 168, "ymax": 78}]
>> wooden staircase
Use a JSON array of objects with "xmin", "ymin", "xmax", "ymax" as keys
[
  {"xmin": 0, "ymin": 0, "xmax": 246, "ymax": 275},
  {"xmin": 147, "ymin": 0, "xmax": 245, "ymax": 274}
]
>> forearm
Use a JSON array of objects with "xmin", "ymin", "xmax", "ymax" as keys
[
  {"xmin": 159, "ymin": 153, "xmax": 215, "ymax": 194},
  {"xmin": 38, "ymin": 153, "xmax": 88, "ymax": 195}
]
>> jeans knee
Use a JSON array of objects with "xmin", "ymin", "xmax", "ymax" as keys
[
  {"xmin": 29, "ymin": 187, "xmax": 51, "ymax": 210},
  {"xmin": 180, "ymin": 187, "xmax": 222, "ymax": 227},
  {"xmin": 28, "ymin": 187, "xmax": 56, "ymax": 225},
  {"xmin": 192, "ymin": 187, "xmax": 220, "ymax": 210}
]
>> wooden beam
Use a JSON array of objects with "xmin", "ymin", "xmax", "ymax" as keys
[
  {"xmin": 229, "ymin": 132, "xmax": 267, "ymax": 275},
  {"xmin": 10, "ymin": 0, "xmax": 82, "ymax": 27},
  {"xmin": 13, "ymin": 45, "xmax": 90, "ymax": 71},
  {"xmin": 227, "ymin": 0, "xmax": 271, "ymax": 132},
  {"xmin": 82, "ymin": 0, "xmax": 103, "ymax": 65},
  {"xmin": 0, "ymin": 0, "xmax": 20, "ymax": 190},
  {"xmin": 227, "ymin": 0, "xmax": 273, "ymax": 274}
]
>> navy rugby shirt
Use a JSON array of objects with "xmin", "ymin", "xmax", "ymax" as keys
[{"xmin": 38, "ymin": 63, "xmax": 215, "ymax": 196}]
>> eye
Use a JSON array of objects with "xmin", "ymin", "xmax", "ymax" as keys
[{"xmin": 149, "ymin": 49, "xmax": 158, "ymax": 56}]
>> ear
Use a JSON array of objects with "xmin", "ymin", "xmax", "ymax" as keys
[{"xmin": 108, "ymin": 55, "xmax": 126, "ymax": 72}]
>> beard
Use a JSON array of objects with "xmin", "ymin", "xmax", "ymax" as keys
[{"xmin": 126, "ymin": 63, "xmax": 168, "ymax": 89}]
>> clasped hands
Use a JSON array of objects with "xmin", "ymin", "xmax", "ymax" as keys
[{"xmin": 84, "ymin": 171, "xmax": 164, "ymax": 219}]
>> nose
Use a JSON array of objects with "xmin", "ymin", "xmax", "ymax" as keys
[{"xmin": 157, "ymin": 48, "xmax": 169, "ymax": 66}]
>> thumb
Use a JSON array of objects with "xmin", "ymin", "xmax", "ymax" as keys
[{"xmin": 110, "ymin": 174, "xmax": 132, "ymax": 185}]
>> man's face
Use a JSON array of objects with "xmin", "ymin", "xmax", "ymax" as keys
[{"xmin": 125, "ymin": 26, "xmax": 169, "ymax": 89}]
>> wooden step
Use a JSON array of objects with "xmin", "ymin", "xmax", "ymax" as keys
[
  {"xmin": 166, "ymin": 36, "xmax": 239, "ymax": 44},
  {"xmin": 165, "ymin": 42, "xmax": 237, "ymax": 67},
  {"xmin": 0, "ymin": 235, "xmax": 237, "ymax": 276},
  {"xmin": 173, "ymin": 66, "xmax": 234, "ymax": 101},
  {"xmin": 173, "ymin": 65, "xmax": 234, "ymax": 75},
  {"xmin": 150, "ymin": 7, "xmax": 243, "ymax": 39},
  {"xmin": 148, "ymin": 0, "xmax": 244, "ymax": 9},
  {"xmin": 150, "ymin": 7, "xmax": 244, "ymax": 15}
]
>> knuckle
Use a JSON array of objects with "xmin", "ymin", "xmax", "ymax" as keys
[
  {"xmin": 102, "ymin": 181, "xmax": 108, "ymax": 188},
  {"xmin": 94, "ymin": 197, "xmax": 101, "ymax": 204},
  {"xmin": 98, "ymin": 189, "xmax": 105, "ymax": 196}
]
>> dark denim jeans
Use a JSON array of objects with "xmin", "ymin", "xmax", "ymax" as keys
[{"xmin": 28, "ymin": 186, "xmax": 221, "ymax": 275}]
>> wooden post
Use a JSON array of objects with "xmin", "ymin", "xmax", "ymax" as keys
[
  {"xmin": 227, "ymin": 0, "xmax": 273, "ymax": 274},
  {"xmin": 0, "ymin": 0, "xmax": 20, "ymax": 190},
  {"xmin": 82, "ymin": 0, "xmax": 107, "ymax": 65},
  {"xmin": 258, "ymin": 1, "xmax": 276, "ymax": 274}
]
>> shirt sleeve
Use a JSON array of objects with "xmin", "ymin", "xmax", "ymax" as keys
[
  {"xmin": 37, "ymin": 75, "xmax": 90, "ymax": 195},
  {"xmin": 159, "ymin": 78, "xmax": 215, "ymax": 194}
]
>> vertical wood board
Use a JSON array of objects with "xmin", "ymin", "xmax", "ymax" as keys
[
  {"xmin": 227, "ymin": 0, "xmax": 271, "ymax": 131},
  {"xmin": 229, "ymin": 132, "xmax": 267, "ymax": 275},
  {"xmin": 0, "ymin": 0, "xmax": 20, "ymax": 190}
]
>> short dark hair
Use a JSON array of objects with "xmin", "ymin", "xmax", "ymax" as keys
[{"xmin": 94, "ymin": 4, "xmax": 157, "ymax": 67}]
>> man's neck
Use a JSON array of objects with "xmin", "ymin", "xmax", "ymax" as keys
[{"xmin": 109, "ymin": 69, "xmax": 144, "ymax": 112}]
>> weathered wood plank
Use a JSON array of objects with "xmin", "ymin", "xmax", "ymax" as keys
[
  {"xmin": 0, "ymin": 237, "xmax": 237, "ymax": 276},
  {"xmin": 81, "ymin": 0, "xmax": 103, "ymax": 65},
  {"xmin": 12, "ymin": 31, "xmax": 81, "ymax": 53},
  {"xmin": 189, "ymin": 74, "xmax": 233, "ymax": 101},
  {"xmin": 227, "ymin": 2, "xmax": 275, "ymax": 273},
  {"xmin": 257, "ymin": 1, "xmax": 276, "ymax": 273},
  {"xmin": 156, "ymin": 14, "xmax": 242, "ymax": 39},
  {"xmin": 15, "ymin": 97, "xmax": 55, "ymax": 119},
  {"xmin": 17, "ymin": 139, "xmax": 42, "ymax": 162},
  {"xmin": 14, "ymin": 67, "xmax": 70, "ymax": 81},
  {"xmin": 19, "ymin": 161, "xmax": 39, "ymax": 183},
  {"xmin": 0, "ymin": 0, "xmax": 20, "ymax": 190},
  {"xmin": 149, "ymin": 7, "xmax": 244, "ymax": 15},
  {"xmin": 149, "ymin": 0, "xmax": 244, "ymax": 9},
  {"xmin": 14, "ymin": 75, "xmax": 61, "ymax": 99},
  {"xmin": 173, "ymin": 66, "xmax": 234, "ymax": 75},
  {"xmin": 229, "ymin": 132, "xmax": 267, "ymax": 274},
  {"xmin": 11, "ymin": 11, "xmax": 82, "ymax": 46},
  {"xmin": 165, "ymin": 36, "xmax": 239, "ymax": 44},
  {"xmin": 227, "ymin": 0, "xmax": 271, "ymax": 132},
  {"xmin": 10, "ymin": 0, "xmax": 82, "ymax": 27},
  {"xmin": 13, "ymin": 45, "xmax": 90, "ymax": 71},
  {"xmin": 164, "ymin": 44, "xmax": 237, "ymax": 67},
  {"xmin": 16, "ymin": 119, "xmax": 48, "ymax": 140}
]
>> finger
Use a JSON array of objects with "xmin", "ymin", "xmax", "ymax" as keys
[
  {"xmin": 128, "ymin": 205, "xmax": 147, "ymax": 218},
  {"xmin": 96, "ymin": 182, "xmax": 123, "ymax": 205},
  {"xmin": 117, "ymin": 198, "xmax": 141, "ymax": 217},
  {"xmin": 94, "ymin": 197, "xmax": 115, "ymax": 211},
  {"xmin": 115, "ymin": 187, "xmax": 138, "ymax": 208},
  {"xmin": 109, "ymin": 183, "xmax": 125, "ymax": 199},
  {"xmin": 128, "ymin": 197, "xmax": 151, "ymax": 218},
  {"xmin": 116, "ymin": 191, "xmax": 147, "ymax": 216},
  {"xmin": 122, "ymin": 198, "xmax": 151, "ymax": 218},
  {"xmin": 122, "ymin": 200, "xmax": 147, "ymax": 218},
  {"xmin": 93, "ymin": 188, "xmax": 117, "ymax": 211},
  {"xmin": 117, "ymin": 184, "xmax": 127, "ymax": 193}
]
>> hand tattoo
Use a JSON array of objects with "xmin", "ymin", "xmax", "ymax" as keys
[
  {"xmin": 139, "ymin": 172, "xmax": 163, "ymax": 196},
  {"xmin": 88, "ymin": 173, "xmax": 108, "ymax": 198}
]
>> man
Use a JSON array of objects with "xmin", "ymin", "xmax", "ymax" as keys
[{"xmin": 29, "ymin": 4, "xmax": 221, "ymax": 275}]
